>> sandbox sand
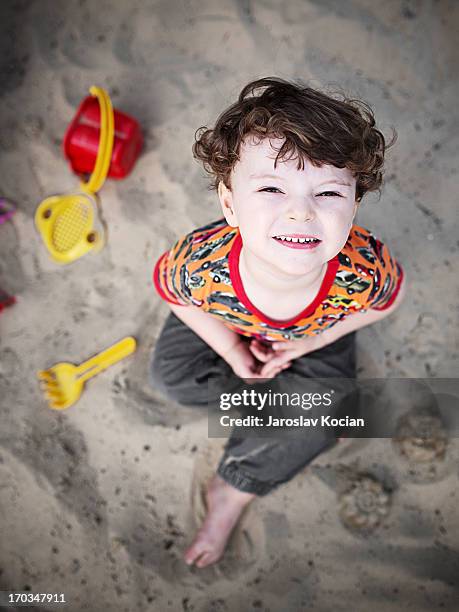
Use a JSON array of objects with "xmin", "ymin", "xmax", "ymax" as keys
[{"xmin": 0, "ymin": 1, "xmax": 458, "ymax": 610}]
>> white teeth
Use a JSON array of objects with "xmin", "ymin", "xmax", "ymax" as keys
[{"xmin": 274, "ymin": 236, "xmax": 318, "ymax": 243}]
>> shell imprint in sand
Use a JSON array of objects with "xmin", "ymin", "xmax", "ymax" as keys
[
  {"xmin": 393, "ymin": 412, "xmax": 448, "ymax": 463},
  {"xmin": 338, "ymin": 475, "xmax": 391, "ymax": 534},
  {"xmin": 392, "ymin": 411, "xmax": 450, "ymax": 483}
]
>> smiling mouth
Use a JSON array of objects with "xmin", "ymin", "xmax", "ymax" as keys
[{"xmin": 272, "ymin": 235, "xmax": 322, "ymax": 249}]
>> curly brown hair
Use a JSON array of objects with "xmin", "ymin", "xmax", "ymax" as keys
[{"xmin": 192, "ymin": 76, "xmax": 397, "ymax": 202}]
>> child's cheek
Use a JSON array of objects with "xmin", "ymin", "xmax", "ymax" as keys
[{"xmin": 323, "ymin": 206, "xmax": 354, "ymax": 235}]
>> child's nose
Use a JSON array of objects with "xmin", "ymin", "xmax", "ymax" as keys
[{"xmin": 285, "ymin": 197, "xmax": 315, "ymax": 222}]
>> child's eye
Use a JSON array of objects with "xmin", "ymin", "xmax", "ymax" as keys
[
  {"xmin": 259, "ymin": 187, "xmax": 282, "ymax": 193},
  {"xmin": 259, "ymin": 188, "xmax": 342, "ymax": 197}
]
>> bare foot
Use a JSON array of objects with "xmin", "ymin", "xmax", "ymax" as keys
[{"xmin": 184, "ymin": 474, "xmax": 255, "ymax": 568}]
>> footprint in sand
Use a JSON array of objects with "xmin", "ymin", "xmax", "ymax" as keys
[
  {"xmin": 186, "ymin": 439, "xmax": 266, "ymax": 580},
  {"xmin": 0, "ymin": 347, "xmax": 22, "ymax": 393},
  {"xmin": 118, "ymin": 510, "xmax": 191, "ymax": 585}
]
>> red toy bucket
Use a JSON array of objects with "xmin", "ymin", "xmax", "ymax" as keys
[{"xmin": 63, "ymin": 94, "xmax": 143, "ymax": 179}]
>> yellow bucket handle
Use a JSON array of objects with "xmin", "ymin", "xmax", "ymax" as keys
[{"xmin": 80, "ymin": 86, "xmax": 114, "ymax": 195}]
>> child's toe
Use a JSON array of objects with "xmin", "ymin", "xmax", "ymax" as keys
[{"xmin": 195, "ymin": 551, "xmax": 214, "ymax": 568}]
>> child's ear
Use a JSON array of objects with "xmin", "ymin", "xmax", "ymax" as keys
[{"xmin": 218, "ymin": 180, "xmax": 238, "ymax": 227}]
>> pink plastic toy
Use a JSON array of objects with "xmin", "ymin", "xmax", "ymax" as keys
[{"xmin": 0, "ymin": 198, "xmax": 16, "ymax": 225}]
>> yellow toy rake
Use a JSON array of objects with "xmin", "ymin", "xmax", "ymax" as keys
[{"xmin": 37, "ymin": 337, "xmax": 136, "ymax": 410}]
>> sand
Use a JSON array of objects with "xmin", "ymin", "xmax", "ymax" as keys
[{"xmin": 0, "ymin": 0, "xmax": 458, "ymax": 610}]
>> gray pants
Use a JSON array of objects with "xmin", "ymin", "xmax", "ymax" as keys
[{"xmin": 150, "ymin": 311, "xmax": 357, "ymax": 496}]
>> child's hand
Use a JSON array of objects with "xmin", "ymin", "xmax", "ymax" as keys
[
  {"xmin": 222, "ymin": 340, "xmax": 291, "ymax": 383},
  {"xmin": 248, "ymin": 339, "xmax": 292, "ymax": 378},
  {"xmin": 249, "ymin": 337, "xmax": 320, "ymax": 378}
]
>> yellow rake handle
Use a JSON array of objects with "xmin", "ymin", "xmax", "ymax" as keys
[
  {"xmin": 76, "ymin": 337, "xmax": 136, "ymax": 383},
  {"xmin": 80, "ymin": 86, "xmax": 114, "ymax": 196}
]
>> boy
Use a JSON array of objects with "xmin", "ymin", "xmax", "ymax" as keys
[{"xmin": 151, "ymin": 77, "xmax": 406, "ymax": 568}]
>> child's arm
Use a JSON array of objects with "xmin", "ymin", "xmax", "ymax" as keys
[
  {"xmin": 169, "ymin": 303, "xmax": 277, "ymax": 381},
  {"xmin": 168, "ymin": 303, "xmax": 243, "ymax": 359},
  {"xmin": 316, "ymin": 272, "xmax": 407, "ymax": 347}
]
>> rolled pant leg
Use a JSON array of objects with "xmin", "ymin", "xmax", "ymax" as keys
[{"xmin": 216, "ymin": 332, "xmax": 358, "ymax": 496}]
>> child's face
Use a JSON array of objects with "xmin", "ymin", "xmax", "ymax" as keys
[{"xmin": 219, "ymin": 135, "xmax": 358, "ymax": 277}]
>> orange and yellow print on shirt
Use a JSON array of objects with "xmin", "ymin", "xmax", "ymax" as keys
[{"xmin": 153, "ymin": 218, "xmax": 404, "ymax": 342}]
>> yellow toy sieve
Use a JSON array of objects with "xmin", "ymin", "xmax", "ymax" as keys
[{"xmin": 35, "ymin": 86, "xmax": 114, "ymax": 265}]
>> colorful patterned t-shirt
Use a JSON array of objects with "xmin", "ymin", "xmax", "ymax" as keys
[{"xmin": 153, "ymin": 218, "xmax": 404, "ymax": 342}]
